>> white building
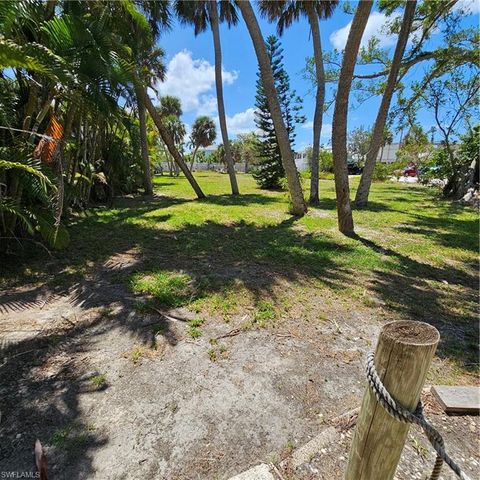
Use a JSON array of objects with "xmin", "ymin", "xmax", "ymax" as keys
[
  {"xmin": 377, "ymin": 143, "xmax": 401, "ymax": 164},
  {"xmin": 294, "ymin": 150, "xmax": 310, "ymax": 171},
  {"xmin": 294, "ymin": 143, "xmax": 401, "ymax": 168}
]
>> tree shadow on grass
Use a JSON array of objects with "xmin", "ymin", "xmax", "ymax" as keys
[
  {"xmin": 316, "ymin": 197, "xmax": 395, "ymax": 213},
  {"xmin": 351, "ymin": 234, "xmax": 478, "ymax": 369},
  {"xmin": 396, "ymin": 213, "xmax": 479, "ymax": 254},
  {"xmin": 200, "ymin": 193, "xmax": 283, "ymax": 206}
]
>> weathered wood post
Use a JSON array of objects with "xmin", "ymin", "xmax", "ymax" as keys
[{"xmin": 345, "ymin": 320, "xmax": 440, "ymax": 480}]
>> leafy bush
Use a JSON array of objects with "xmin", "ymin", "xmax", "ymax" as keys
[
  {"xmin": 418, "ymin": 148, "xmax": 449, "ymax": 185},
  {"xmin": 320, "ymin": 150, "xmax": 334, "ymax": 173},
  {"xmin": 371, "ymin": 160, "xmax": 408, "ymax": 181},
  {"xmin": 372, "ymin": 163, "xmax": 390, "ymax": 181}
]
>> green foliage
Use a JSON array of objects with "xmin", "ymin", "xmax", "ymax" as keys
[
  {"xmin": 0, "ymin": 0, "xmax": 169, "ymax": 251},
  {"xmin": 459, "ymin": 125, "xmax": 480, "ymax": 167},
  {"xmin": 396, "ymin": 125, "xmax": 432, "ymax": 165},
  {"xmin": 253, "ymin": 35, "xmax": 305, "ymax": 189},
  {"xmin": 320, "ymin": 149, "xmax": 334, "ymax": 173},
  {"xmin": 348, "ymin": 126, "xmax": 372, "ymax": 166},
  {"xmin": 419, "ymin": 126, "xmax": 480, "ymax": 187},
  {"xmin": 371, "ymin": 163, "xmax": 391, "ymax": 182},
  {"xmin": 304, "ymin": 147, "xmax": 333, "ymax": 173},
  {"xmin": 35, "ymin": 212, "xmax": 71, "ymax": 250}
]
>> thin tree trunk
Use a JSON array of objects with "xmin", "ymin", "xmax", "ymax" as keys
[
  {"xmin": 22, "ymin": 83, "xmax": 39, "ymax": 135},
  {"xmin": 209, "ymin": 2, "xmax": 240, "ymax": 195},
  {"xmin": 306, "ymin": 5, "xmax": 325, "ymax": 206},
  {"xmin": 142, "ymin": 88, "xmax": 206, "ymax": 199},
  {"xmin": 238, "ymin": 1, "xmax": 306, "ymax": 216},
  {"xmin": 190, "ymin": 144, "xmax": 199, "ymax": 171},
  {"xmin": 134, "ymin": 82, "xmax": 153, "ymax": 195},
  {"xmin": 332, "ymin": 0, "xmax": 373, "ymax": 234},
  {"xmin": 355, "ymin": 0, "xmax": 416, "ymax": 207}
]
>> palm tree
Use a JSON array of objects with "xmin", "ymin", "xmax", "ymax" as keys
[
  {"xmin": 331, "ymin": 0, "xmax": 373, "ymax": 234},
  {"xmin": 158, "ymin": 95, "xmax": 185, "ymax": 175},
  {"xmin": 125, "ymin": 2, "xmax": 170, "ymax": 196},
  {"xmin": 159, "ymin": 95, "xmax": 183, "ymax": 118},
  {"xmin": 258, "ymin": 0, "xmax": 338, "ymax": 205},
  {"xmin": 236, "ymin": 0, "xmax": 307, "ymax": 216},
  {"xmin": 143, "ymin": 90, "xmax": 206, "ymax": 199},
  {"xmin": 355, "ymin": 1, "xmax": 417, "ymax": 207},
  {"xmin": 189, "ymin": 116, "xmax": 217, "ymax": 171},
  {"xmin": 120, "ymin": 1, "xmax": 206, "ymax": 199},
  {"xmin": 174, "ymin": 0, "xmax": 240, "ymax": 195}
]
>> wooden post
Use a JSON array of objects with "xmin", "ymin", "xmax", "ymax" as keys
[{"xmin": 345, "ymin": 320, "xmax": 440, "ymax": 480}]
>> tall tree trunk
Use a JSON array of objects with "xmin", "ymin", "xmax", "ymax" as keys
[
  {"xmin": 209, "ymin": 2, "xmax": 240, "ymax": 195},
  {"xmin": 332, "ymin": 0, "xmax": 373, "ymax": 234},
  {"xmin": 134, "ymin": 82, "xmax": 153, "ymax": 195},
  {"xmin": 306, "ymin": 5, "xmax": 325, "ymax": 206},
  {"xmin": 238, "ymin": 1, "xmax": 306, "ymax": 216},
  {"xmin": 355, "ymin": 0, "xmax": 416, "ymax": 207},
  {"xmin": 142, "ymin": 88, "xmax": 206, "ymax": 199}
]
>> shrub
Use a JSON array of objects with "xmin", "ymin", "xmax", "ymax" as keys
[
  {"xmin": 372, "ymin": 163, "xmax": 390, "ymax": 181},
  {"xmin": 320, "ymin": 150, "xmax": 334, "ymax": 173}
]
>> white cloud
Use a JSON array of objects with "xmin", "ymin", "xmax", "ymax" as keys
[
  {"xmin": 330, "ymin": 11, "xmax": 401, "ymax": 51},
  {"xmin": 156, "ymin": 50, "xmax": 238, "ymax": 115},
  {"xmin": 196, "ymin": 95, "xmax": 218, "ymax": 116},
  {"xmin": 216, "ymin": 107, "xmax": 258, "ymax": 136},
  {"xmin": 453, "ymin": 0, "xmax": 480, "ymax": 15}
]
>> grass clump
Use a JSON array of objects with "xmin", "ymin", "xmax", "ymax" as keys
[
  {"xmin": 50, "ymin": 422, "xmax": 94, "ymax": 450},
  {"xmin": 207, "ymin": 343, "xmax": 227, "ymax": 362},
  {"xmin": 187, "ymin": 317, "xmax": 204, "ymax": 339},
  {"xmin": 89, "ymin": 374, "xmax": 107, "ymax": 388},
  {"xmin": 187, "ymin": 326, "xmax": 202, "ymax": 339},
  {"xmin": 208, "ymin": 348, "xmax": 217, "ymax": 362},
  {"xmin": 129, "ymin": 270, "xmax": 193, "ymax": 307}
]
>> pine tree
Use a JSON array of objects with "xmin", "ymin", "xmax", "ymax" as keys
[{"xmin": 253, "ymin": 35, "xmax": 305, "ymax": 189}]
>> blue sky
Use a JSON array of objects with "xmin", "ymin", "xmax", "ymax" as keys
[{"xmin": 156, "ymin": 0, "xmax": 479, "ymax": 151}]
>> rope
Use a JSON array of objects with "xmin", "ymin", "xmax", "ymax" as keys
[{"xmin": 365, "ymin": 352, "xmax": 472, "ymax": 480}]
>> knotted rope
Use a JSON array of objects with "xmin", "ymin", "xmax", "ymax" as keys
[{"xmin": 366, "ymin": 352, "xmax": 471, "ymax": 480}]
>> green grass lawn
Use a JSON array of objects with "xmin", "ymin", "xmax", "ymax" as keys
[{"xmin": 2, "ymin": 172, "xmax": 478, "ymax": 382}]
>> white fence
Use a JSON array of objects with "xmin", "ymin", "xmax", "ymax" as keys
[{"xmin": 157, "ymin": 162, "xmax": 249, "ymax": 174}]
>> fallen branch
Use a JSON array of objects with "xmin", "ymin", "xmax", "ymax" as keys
[{"xmin": 214, "ymin": 328, "xmax": 243, "ymax": 340}]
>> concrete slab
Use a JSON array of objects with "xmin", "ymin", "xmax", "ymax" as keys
[{"xmin": 289, "ymin": 426, "xmax": 339, "ymax": 468}]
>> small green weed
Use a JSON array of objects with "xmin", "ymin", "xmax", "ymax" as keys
[
  {"xmin": 188, "ymin": 326, "xmax": 202, "ymax": 339},
  {"xmin": 89, "ymin": 374, "xmax": 106, "ymax": 388},
  {"xmin": 188, "ymin": 317, "xmax": 204, "ymax": 327},
  {"xmin": 208, "ymin": 349, "xmax": 217, "ymax": 361}
]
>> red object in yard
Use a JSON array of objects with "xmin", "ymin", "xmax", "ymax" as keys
[{"xmin": 403, "ymin": 164, "xmax": 417, "ymax": 177}]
